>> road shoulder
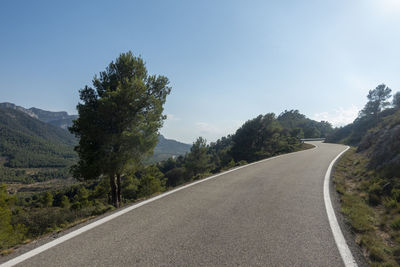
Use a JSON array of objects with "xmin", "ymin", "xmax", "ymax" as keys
[{"xmin": 329, "ymin": 151, "xmax": 369, "ymax": 267}]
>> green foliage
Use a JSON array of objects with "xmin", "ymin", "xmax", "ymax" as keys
[
  {"xmin": 70, "ymin": 51, "xmax": 171, "ymax": 207},
  {"xmin": 277, "ymin": 109, "xmax": 333, "ymax": 138},
  {"xmin": 356, "ymin": 109, "xmax": 400, "ymax": 178},
  {"xmin": 368, "ymin": 246, "xmax": 385, "ymax": 262},
  {"xmin": 164, "ymin": 167, "xmax": 186, "ymax": 187},
  {"xmin": 60, "ymin": 195, "xmax": 70, "ymax": 209},
  {"xmin": 327, "ymin": 84, "xmax": 397, "ymax": 146},
  {"xmin": 359, "ymin": 84, "xmax": 392, "ymax": 119},
  {"xmin": 184, "ymin": 137, "xmax": 212, "ymax": 178},
  {"xmin": 0, "ymin": 167, "xmax": 31, "ymax": 184},
  {"xmin": 0, "ymin": 166, "xmax": 72, "ymax": 184},
  {"xmin": 230, "ymin": 114, "xmax": 298, "ymax": 162},
  {"xmin": 393, "ymin": 91, "xmax": 400, "ymax": 109},
  {"xmin": 0, "ymin": 184, "xmax": 26, "ymax": 250},
  {"xmin": 208, "ymin": 136, "xmax": 234, "ymax": 172},
  {"xmin": 392, "ymin": 189, "xmax": 400, "ymax": 202},
  {"xmin": 121, "ymin": 175, "xmax": 139, "ymax": 200},
  {"xmin": 137, "ymin": 166, "xmax": 166, "ymax": 198},
  {"xmin": 91, "ymin": 177, "xmax": 110, "ymax": 200},
  {"xmin": 391, "ymin": 217, "xmax": 400, "ymax": 231},
  {"xmin": 155, "ymin": 110, "xmax": 319, "ymax": 187},
  {"xmin": 42, "ymin": 192, "xmax": 54, "ymax": 207},
  {"xmin": 75, "ymin": 187, "xmax": 89, "ymax": 206},
  {"xmin": 368, "ymin": 183, "xmax": 383, "ymax": 206}
]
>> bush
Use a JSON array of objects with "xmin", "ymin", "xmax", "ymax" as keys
[
  {"xmin": 92, "ymin": 200, "xmax": 112, "ymax": 215},
  {"xmin": 165, "ymin": 167, "xmax": 186, "ymax": 187},
  {"xmin": 392, "ymin": 189, "xmax": 400, "ymax": 202},
  {"xmin": 14, "ymin": 208, "xmax": 75, "ymax": 236},
  {"xmin": 369, "ymin": 194, "xmax": 381, "ymax": 206},
  {"xmin": 137, "ymin": 166, "xmax": 166, "ymax": 198},
  {"xmin": 60, "ymin": 196, "xmax": 70, "ymax": 209},
  {"xmin": 383, "ymin": 198, "xmax": 398, "ymax": 209},
  {"xmin": 391, "ymin": 217, "xmax": 400, "ymax": 230},
  {"xmin": 369, "ymin": 246, "xmax": 385, "ymax": 262},
  {"xmin": 122, "ymin": 176, "xmax": 139, "ymax": 200},
  {"xmin": 368, "ymin": 183, "xmax": 382, "ymax": 206}
]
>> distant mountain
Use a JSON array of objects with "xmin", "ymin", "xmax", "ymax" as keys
[
  {"xmin": 0, "ymin": 106, "xmax": 77, "ymax": 168},
  {"xmin": 149, "ymin": 135, "xmax": 191, "ymax": 163},
  {"xmin": 29, "ymin": 107, "xmax": 78, "ymax": 130},
  {"xmin": 0, "ymin": 102, "xmax": 190, "ymax": 167},
  {"xmin": 0, "ymin": 103, "xmax": 78, "ymax": 130},
  {"xmin": 0, "ymin": 102, "xmax": 38, "ymax": 118}
]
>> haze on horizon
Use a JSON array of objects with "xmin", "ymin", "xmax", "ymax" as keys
[{"xmin": 1, "ymin": 0, "xmax": 400, "ymax": 143}]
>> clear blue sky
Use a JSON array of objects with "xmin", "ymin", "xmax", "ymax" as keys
[{"xmin": 1, "ymin": 0, "xmax": 399, "ymax": 143}]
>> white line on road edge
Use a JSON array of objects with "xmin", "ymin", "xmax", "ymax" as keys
[
  {"xmin": 1, "ymin": 144, "xmax": 318, "ymax": 267},
  {"xmin": 324, "ymin": 146, "xmax": 358, "ymax": 267}
]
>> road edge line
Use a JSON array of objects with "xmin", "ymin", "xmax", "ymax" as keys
[
  {"xmin": 323, "ymin": 146, "xmax": 357, "ymax": 267},
  {"xmin": 1, "ymin": 144, "xmax": 317, "ymax": 267}
]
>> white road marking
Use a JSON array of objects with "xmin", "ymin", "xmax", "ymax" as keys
[
  {"xmin": 1, "ymin": 145, "xmax": 317, "ymax": 267},
  {"xmin": 323, "ymin": 146, "xmax": 358, "ymax": 267}
]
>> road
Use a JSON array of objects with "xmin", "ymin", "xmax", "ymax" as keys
[{"xmin": 3, "ymin": 142, "xmax": 352, "ymax": 266}]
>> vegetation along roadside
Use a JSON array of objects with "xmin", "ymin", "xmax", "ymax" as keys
[{"xmin": 329, "ymin": 84, "xmax": 400, "ymax": 266}]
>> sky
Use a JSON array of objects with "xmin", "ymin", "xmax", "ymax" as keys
[{"xmin": 1, "ymin": 0, "xmax": 400, "ymax": 143}]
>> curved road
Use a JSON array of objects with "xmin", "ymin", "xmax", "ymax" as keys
[{"xmin": 3, "ymin": 142, "xmax": 351, "ymax": 266}]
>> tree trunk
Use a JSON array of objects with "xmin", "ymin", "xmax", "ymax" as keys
[
  {"xmin": 110, "ymin": 174, "xmax": 119, "ymax": 208},
  {"xmin": 116, "ymin": 173, "xmax": 122, "ymax": 205}
]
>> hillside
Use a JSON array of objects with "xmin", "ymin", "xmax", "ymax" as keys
[
  {"xmin": 149, "ymin": 135, "xmax": 191, "ymax": 163},
  {"xmin": 0, "ymin": 103, "xmax": 78, "ymax": 130},
  {"xmin": 277, "ymin": 110, "xmax": 333, "ymax": 138},
  {"xmin": 331, "ymin": 110, "xmax": 400, "ymax": 265},
  {"xmin": 0, "ymin": 104, "xmax": 191, "ymax": 183},
  {"xmin": 357, "ymin": 109, "xmax": 400, "ymax": 177},
  {"xmin": 325, "ymin": 108, "xmax": 398, "ymax": 146},
  {"xmin": 326, "ymin": 85, "xmax": 399, "ymax": 146},
  {"xmin": 0, "ymin": 102, "xmax": 190, "ymax": 164},
  {"xmin": 29, "ymin": 107, "xmax": 78, "ymax": 129},
  {"xmin": 328, "ymin": 85, "xmax": 400, "ymax": 265},
  {"xmin": 0, "ymin": 107, "xmax": 77, "ymax": 168}
]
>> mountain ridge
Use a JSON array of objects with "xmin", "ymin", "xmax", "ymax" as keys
[
  {"xmin": 0, "ymin": 107, "xmax": 77, "ymax": 168},
  {"xmin": 0, "ymin": 103, "xmax": 191, "ymax": 169},
  {"xmin": 0, "ymin": 102, "xmax": 78, "ymax": 130}
]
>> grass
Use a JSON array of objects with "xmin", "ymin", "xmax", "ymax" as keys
[{"xmin": 332, "ymin": 148, "xmax": 400, "ymax": 266}]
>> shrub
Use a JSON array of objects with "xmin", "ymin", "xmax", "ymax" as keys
[
  {"xmin": 369, "ymin": 194, "xmax": 381, "ymax": 206},
  {"xmin": 392, "ymin": 189, "xmax": 400, "ymax": 202},
  {"xmin": 137, "ymin": 166, "xmax": 166, "ymax": 198},
  {"xmin": 60, "ymin": 196, "xmax": 70, "ymax": 209},
  {"xmin": 383, "ymin": 198, "xmax": 398, "ymax": 209},
  {"xmin": 369, "ymin": 246, "xmax": 385, "ymax": 262},
  {"xmin": 165, "ymin": 167, "xmax": 186, "ymax": 187},
  {"xmin": 368, "ymin": 183, "xmax": 383, "ymax": 206},
  {"xmin": 122, "ymin": 176, "xmax": 139, "ymax": 200},
  {"xmin": 391, "ymin": 217, "xmax": 400, "ymax": 230}
]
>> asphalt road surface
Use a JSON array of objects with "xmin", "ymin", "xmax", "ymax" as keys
[{"xmin": 5, "ymin": 142, "xmax": 351, "ymax": 266}]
